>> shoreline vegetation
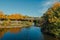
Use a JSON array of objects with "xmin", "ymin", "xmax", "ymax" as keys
[
  {"xmin": 39, "ymin": 2, "xmax": 60, "ymax": 40},
  {"xmin": 0, "ymin": 21, "xmax": 33, "ymax": 38},
  {"xmin": 0, "ymin": 12, "xmax": 34, "ymax": 38}
]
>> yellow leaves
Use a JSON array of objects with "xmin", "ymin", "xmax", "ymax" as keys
[
  {"xmin": 0, "ymin": 13, "xmax": 6, "ymax": 19},
  {"xmin": 49, "ymin": 18, "xmax": 59, "ymax": 23},
  {"xmin": 48, "ymin": 18, "xmax": 52, "ymax": 23},
  {"xmin": 52, "ymin": 18, "xmax": 55, "ymax": 22},
  {"xmin": 52, "ymin": 2, "xmax": 60, "ymax": 10},
  {"xmin": 41, "ymin": 2, "xmax": 60, "ymax": 36},
  {"xmin": 0, "ymin": 13, "xmax": 28, "ymax": 20},
  {"xmin": 8, "ymin": 14, "xmax": 25, "ymax": 19},
  {"xmin": 0, "ymin": 11, "xmax": 32, "ymax": 21},
  {"xmin": 48, "ymin": 16, "xmax": 57, "ymax": 23},
  {"xmin": 48, "ymin": 18, "xmax": 55, "ymax": 23}
]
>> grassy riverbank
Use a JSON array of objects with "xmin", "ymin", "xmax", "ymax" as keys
[
  {"xmin": 0, "ymin": 21, "xmax": 33, "ymax": 38},
  {"xmin": 0, "ymin": 21, "xmax": 33, "ymax": 28}
]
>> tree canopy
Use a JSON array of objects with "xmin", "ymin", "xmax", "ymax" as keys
[
  {"xmin": 40, "ymin": 2, "xmax": 60, "ymax": 36},
  {"xmin": 0, "ymin": 12, "xmax": 31, "ymax": 20}
]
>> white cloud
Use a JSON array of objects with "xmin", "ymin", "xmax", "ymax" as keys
[
  {"xmin": 38, "ymin": 0, "xmax": 60, "ymax": 16},
  {"xmin": 43, "ymin": 2, "xmax": 52, "ymax": 6},
  {"xmin": 38, "ymin": 1, "xmax": 52, "ymax": 14},
  {"xmin": 42, "ymin": 0, "xmax": 60, "ymax": 6},
  {"xmin": 38, "ymin": 8, "xmax": 48, "ymax": 13}
]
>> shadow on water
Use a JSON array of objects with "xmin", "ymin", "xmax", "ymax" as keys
[{"xmin": 0, "ymin": 26, "xmax": 44, "ymax": 40}]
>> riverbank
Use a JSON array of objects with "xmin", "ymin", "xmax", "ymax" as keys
[
  {"xmin": 0, "ymin": 21, "xmax": 33, "ymax": 28},
  {"xmin": 0, "ymin": 21, "xmax": 33, "ymax": 38}
]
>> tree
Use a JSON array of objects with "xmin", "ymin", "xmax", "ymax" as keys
[{"xmin": 40, "ymin": 2, "xmax": 60, "ymax": 37}]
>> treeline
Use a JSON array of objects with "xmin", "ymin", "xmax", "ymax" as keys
[{"xmin": 0, "ymin": 11, "xmax": 31, "ymax": 20}]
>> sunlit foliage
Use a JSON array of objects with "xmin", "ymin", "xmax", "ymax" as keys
[{"xmin": 40, "ymin": 2, "xmax": 60, "ymax": 36}]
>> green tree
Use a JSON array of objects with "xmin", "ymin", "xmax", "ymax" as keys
[{"xmin": 40, "ymin": 2, "xmax": 60, "ymax": 37}]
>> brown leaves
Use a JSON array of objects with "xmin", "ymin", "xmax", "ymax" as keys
[{"xmin": 52, "ymin": 2, "xmax": 60, "ymax": 10}]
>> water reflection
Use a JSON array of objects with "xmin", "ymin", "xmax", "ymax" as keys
[{"xmin": 0, "ymin": 26, "xmax": 44, "ymax": 40}]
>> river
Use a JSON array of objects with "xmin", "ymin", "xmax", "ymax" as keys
[{"xmin": 0, "ymin": 26, "xmax": 44, "ymax": 40}]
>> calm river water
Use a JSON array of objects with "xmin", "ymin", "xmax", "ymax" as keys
[{"xmin": 0, "ymin": 26, "xmax": 44, "ymax": 40}]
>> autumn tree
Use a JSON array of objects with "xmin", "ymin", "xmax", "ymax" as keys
[{"xmin": 40, "ymin": 2, "xmax": 60, "ymax": 37}]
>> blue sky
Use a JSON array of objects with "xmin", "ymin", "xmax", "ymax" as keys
[{"xmin": 0, "ymin": 0, "xmax": 59, "ymax": 17}]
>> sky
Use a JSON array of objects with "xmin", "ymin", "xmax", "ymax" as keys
[{"xmin": 0, "ymin": 0, "xmax": 59, "ymax": 17}]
